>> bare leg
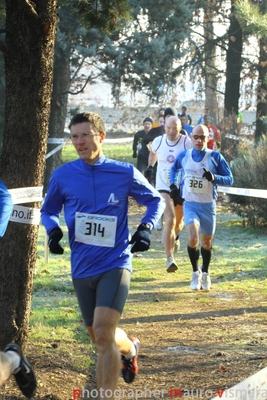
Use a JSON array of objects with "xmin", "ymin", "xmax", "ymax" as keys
[
  {"xmin": 186, "ymin": 222, "xmax": 199, "ymax": 248},
  {"xmin": 201, "ymin": 232, "xmax": 213, "ymax": 251},
  {"xmin": 161, "ymin": 193, "xmax": 176, "ymax": 257},
  {"xmin": 87, "ymin": 306, "xmax": 122, "ymax": 400},
  {"xmin": 174, "ymin": 204, "xmax": 184, "ymax": 237}
]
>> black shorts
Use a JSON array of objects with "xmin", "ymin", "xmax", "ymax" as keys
[{"xmin": 72, "ymin": 268, "xmax": 131, "ymax": 327}]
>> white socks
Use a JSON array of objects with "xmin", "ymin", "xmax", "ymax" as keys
[
  {"xmin": 0, "ymin": 351, "xmax": 21, "ymax": 385},
  {"xmin": 6, "ymin": 351, "xmax": 21, "ymax": 372}
]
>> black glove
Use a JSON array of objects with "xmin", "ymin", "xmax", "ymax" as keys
[
  {"xmin": 48, "ymin": 227, "xmax": 64, "ymax": 254},
  {"xmin": 144, "ymin": 166, "xmax": 154, "ymax": 182},
  {"xmin": 202, "ymin": 168, "xmax": 215, "ymax": 182},
  {"xmin": 132, "ymin": 152, "xmax": 137, "ymax": 158},
  {"xmin": 169, "ymin": 184, "xmax": 184, "ymax": 206},
  {"xmin": 129, "ymin": 223, "xmax": 151, "ymax": 253}
]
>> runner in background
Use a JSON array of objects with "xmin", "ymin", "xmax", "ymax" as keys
[
  {"xmin": 146, "ymin": 116, "xmax": 193, "ymax": 272},
  {"xmin": 132, "ymin": 117, "xmax": 153, "ymax": 175},
  {"xmin": 170, "ymin": 124, "xmax": 233, "ymax": 291}
]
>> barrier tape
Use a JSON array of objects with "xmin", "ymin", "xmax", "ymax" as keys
[
  {"xmin": 9, "ymin": 205, "xmax": 40, "ymax": 225},
  {"xmin": 218, "ymin": 186, "xmax": 267, "ymax": 199},
  {"xmin": 212, "ymin": 365, "xmax": 267, "ymax": 400},
  {"xmin": 8, "ymin": 186, "xmax": 43, "ymax": 204},
  {"xmin": 8, "ymin": 186, "xmax": 43, "ymax": 226},
  {"xmin": 7, "ymin": 183, "xmax": 267, "ymax": 227}
]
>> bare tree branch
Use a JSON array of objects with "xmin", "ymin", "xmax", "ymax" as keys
[
  {"xmin": 70, "ymin": 57, "xmax": 86, "ymax": 82},
  {"xmin": 67, "ymin": 73, "xmax": 102, "ymax": 95}
]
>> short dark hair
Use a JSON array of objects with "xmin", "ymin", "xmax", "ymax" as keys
[
  {"xmin": 68, "ymin": 112, "xmax": 106, "ymax": 133},
  {"xmin": 164, "ymin": 107, "xmax": 177, "ymax": 119},
  {"xmin": 143, "ymin": 117, "xmax": 153, "ymax": 124}
]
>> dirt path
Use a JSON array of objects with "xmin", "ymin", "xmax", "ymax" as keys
[{"xmin": 2, "ymin": 200, "xmax": 267, "ymax": 400}]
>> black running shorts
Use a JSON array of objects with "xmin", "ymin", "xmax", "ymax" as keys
[{"xmin": 72, "ymin": 268, "xmax": 131, "ymax": 326}]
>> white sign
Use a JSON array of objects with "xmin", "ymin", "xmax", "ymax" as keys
[
  {"xmin": 10, "ymin": 205, "xmax": 40, "ymax": 225},
  {"xmin": 8, "ymin": 186, "xmax": 43, "ymax": 204},
  {"xmin": 212, "ymin": 366, "xmax": 267, "ymax": 400}
]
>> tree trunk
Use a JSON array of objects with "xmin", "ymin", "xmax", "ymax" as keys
[
  {"xmin": 0, "ymin": 58, "xmax": 5, "ymax": 150},
  {"xmin": 224, "ymin": 3, "xmax": 243, "ymax": 117},
  {"xmin": 44, "ymin": 52, "xmax": 71, "ymax": 192},
  {"xmin": 0, "ymin": 0, "xmax": 57, "ymax": 350},
  {"xmin": 204, "ymin": 0, "xmax": 218, "ymax": 123},
  {"xmin": 256, "ymin": 23, "xmax": 267, "ymax": 142}
]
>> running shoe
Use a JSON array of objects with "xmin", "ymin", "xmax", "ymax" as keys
[
  {"xmin": 166, "ymin": 256, "xmax": 178, "ymax": 273},
  {"xmin": 190, "ymin": 270, "xmax": 202, "ymax": 290},
  {"xmin": 121, "ymin": 337, "xmax": 140, "ymax": 384},
  {"xmin": 201, "ymin": 272, "xmax": 211, "ymax": 291},
  {"xmin": 4, "ymin": 343, "xmax": 37, "ymax": 398}
]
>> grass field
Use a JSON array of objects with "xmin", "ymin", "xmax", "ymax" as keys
[
  {"xmin": 8, "ymin": 141, "xmax": 266, "ymax": 399},
  {"xmin": 62, "ymin": 140, "xmax": 133, "ymax": 164}
]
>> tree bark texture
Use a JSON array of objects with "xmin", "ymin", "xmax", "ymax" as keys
[
  {"xmin": 44, "ymin": 51, "xmax": 71, "ymax": 192},
  {"xmin": 203, "ymin": 0, "xmax": 218, "ymax": 123},
  {"xmin": 224, "ymin": 5, "xmax": 242, "ymax": 116},
  {"xmin": 256, "ymin": 37, "xmax": 267, "ymax": 141},
  {"xmin": 0, "ymin": 0, "xmax": 57, "ymax": 350}
]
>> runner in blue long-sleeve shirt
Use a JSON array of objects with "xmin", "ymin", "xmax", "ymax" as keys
[
  {"xmin": 41, "ymin": 111, "xmax": 165, "ymax": 399},
  {"xmin": 169, "ymin": 124, "xmax": 233, "ymax": 291}
]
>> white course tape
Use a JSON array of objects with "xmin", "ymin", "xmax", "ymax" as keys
[
  {"xmin": 104, "ymin": 137, "xmax": 133, "ymax": 143},
  {"xmin": 7, "ymin": 187, "xmax": 43, "ymax": 225},
  {"xmin": 48, "ymin": 138, "xmax": 64, "ymax": 144},
  {"xmin": 212, "ymin": 365, "xmax": 267, "ymax": 400},
  {"xmin": 218, "ymin": 186, "xmax": 267, "ymax": 199},
  {"xmin": 10, "ymin": 205, "xmax": 40, "ymax": 225},
  {"xmin": 8, "ymin": 186, "xmax": 43, "ymax": 204}
]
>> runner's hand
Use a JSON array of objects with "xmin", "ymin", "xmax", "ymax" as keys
[
  {"xmin": 144, "ymin": 166, "xmax": 154, "ymax": 182},
  {"xmin": 202, "ymin": 168, "xmax": 215, "ymax": 182},
  {"xmin": 130, "ymin": 224, "xmax": 151, "ymax": 253},
  {"xmin": 169, "ymin": 184, "xmax": 184, "ymax": 206},
  {"xmin": 48, "ymin": 227, "xmax": 64, "ymax": 254}
]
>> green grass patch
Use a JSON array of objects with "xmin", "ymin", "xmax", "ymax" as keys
[{"xmin": 62, "ymin": 141, "xmax": 133, "ymax": 164}]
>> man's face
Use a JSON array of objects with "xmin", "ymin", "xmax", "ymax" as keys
[
  {"xmin": 158, "ymin": 116, "xmax": 164, "ymax": 125},
  {"xmin": 165, "ymin": 116, "xmax": 181, "ymax": 141},
  {"xmin": 191, "ymin": 126, "xmax": 210, "ymax": 150},
  {"xmin": 70, "ymin": 121, "xmax": 105, "ymax": 164},
  {"xmin": 144, "ymin": 121, "xmax": 152, "ymax": 132}
]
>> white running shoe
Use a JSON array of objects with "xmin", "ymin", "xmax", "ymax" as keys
[
  {"xmin": 201, "ymin": 272, "xmax": 211, "ymax": 291},
  {"xmin": 166, "ymin": 256, "xmax": 178, "ymax": 273},
  {"xmin": 190, "ymin": 270, "xmax": 202, "ymax": 290}
]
